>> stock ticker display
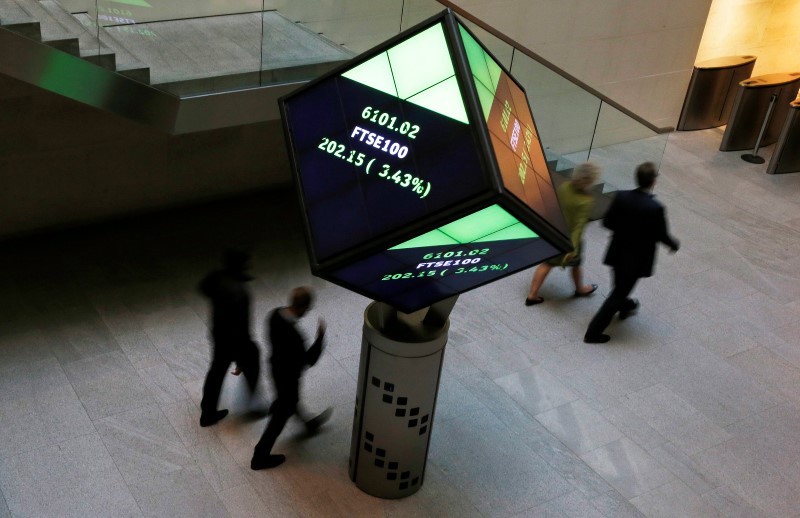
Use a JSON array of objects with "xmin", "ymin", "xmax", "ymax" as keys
[{"xmin": 281, "ymin": 12, "xmax": 569, "ymax": 312}]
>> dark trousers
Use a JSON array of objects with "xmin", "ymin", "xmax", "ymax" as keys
[
  {"xmin": 585, "ymin": 267, "xmax": 640, "ymax": 338},
  {"xmin": 200, "ymin": 337, "xmax": 260, "ymax": 416},
  {"xmin": 253, "ymin": 369, "xmax": 300, "ymax": 458}
]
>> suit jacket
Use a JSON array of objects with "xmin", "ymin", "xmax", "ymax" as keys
[
  {"xmin": 199, "ymin": 269, "xmax": 251, "ymax": 343},
  {"xmin": 268, "ymin": 308, "xmax": 323, "ymax": 380},
  {"xmin": 602, "ymin": 188, "xmax": 678, "ymax": 278}
]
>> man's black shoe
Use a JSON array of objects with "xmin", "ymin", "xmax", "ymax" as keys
[
  {"xmin": 250, "ymin": 454, "xmax": 286, "ymax": 470},
  {"xmin": 305, "ymin": 408, "xmax": 333, "ymax": 436},
  {"xmin": 619, "ymin": 299, "xmax": 639, "ymax": 320},
  {"xmin": 199, "ymin": 409, "xmax": 228, "ymax": 427},
  {"xmin": 584, "ymin": 334, "xmax": 611, "ymax": 344}
]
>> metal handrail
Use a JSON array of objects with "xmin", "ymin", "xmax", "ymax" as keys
[{"xmin": 437, "ymin": 0, "xmax": 674, "ymax": 135}]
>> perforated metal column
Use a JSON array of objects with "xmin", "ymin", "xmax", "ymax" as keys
[{"xmin": 348, "ymin": 302, "xmax": 449, "ymax": 499}]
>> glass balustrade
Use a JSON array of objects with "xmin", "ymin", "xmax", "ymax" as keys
[{"xmin": 1, "ymin": 0, "xmax": 670, "ymax": 201}]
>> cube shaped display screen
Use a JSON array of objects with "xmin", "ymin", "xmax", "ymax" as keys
[{"xmin": 281, "ymin": 12, "xmax": 569, "ymax": 312}]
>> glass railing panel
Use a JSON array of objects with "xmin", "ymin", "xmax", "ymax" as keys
[
  {"xmin": 0, "ymin": 0, "xmax": 105, "ymax": 61},
  {"xmin": 267, "ymin": 1, "xmax": 403, "ymax": 56},
  {"xmin": 588, "ymin": 102, "xmax": 669, "ymax": 193},
  {"xmin": 508, "ymin": 52, "xmax": 602, "ymax": 173},
  {"xmin": 89, "ymin": 0, "xmax": 267, "ymax": 96},
  {"xmin": 256, "ymin": 1, "xmax": 361, "ymax": 89},
  {"xmin": 399, "ymin": 0, "xmax": 445, "ymax": 32},
  {"xmin": 454, "ymin": 18, "xmax": 513, "ymax": 69}
]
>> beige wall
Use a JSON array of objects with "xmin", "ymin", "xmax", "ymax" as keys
[
  {"xmin": 697, "ymin": 0, "xmax": 800, "ymax": 78},
  {"xmin": 449, "ymin": 0, "xmax": 714, "ymax": 129},
  {"xmin": 0, "ymin": 73, "xmax": 290, "ymax": 240}
]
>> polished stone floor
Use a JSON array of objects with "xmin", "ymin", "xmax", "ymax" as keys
[{"xmin": 1, "ymin": 128, "xmax": 800, "ymax": 517}]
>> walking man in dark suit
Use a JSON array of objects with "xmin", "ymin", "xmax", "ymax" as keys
[
  {"xmin": 584, "ymin": 162, "xmax": 679, "ymax": 344},
  {"xmin": 199, "ymin": 249, "xmax": 261, "ymax": 427},
  {"xmin": 251, "ymin": 286, "xmax": 331, "ymax": 470}
]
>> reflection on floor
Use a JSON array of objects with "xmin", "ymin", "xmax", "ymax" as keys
[{"xmin": 1, "ymin": 128, "xmax": 800, "ymax": 517}]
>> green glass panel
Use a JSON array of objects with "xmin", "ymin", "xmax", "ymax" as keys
[
  {"xmin": 486, "ymin": 51, "xmax": 502, "ymax": 91},
  {"xmin": 459, "ymin": 24, "xmax": 502, "ymax": 90},
  {"xmin": 439, "ymin": 205, "xmax": 519, "ymax": 243},
  {"xmin": 389, "ymin": 229, "xmax": 458, "ymax": 250},
  {"xmin": 341, "ymin": 52, "xmax": 398, "ymax": 98},
  {"xmin": 473, "ymin": 75, "xmax": 496, "ymax": 121},
  {"xmin": 459, "ymin": 25, "xmax": 494, "ymax": 94},
  {"xmin": 474, "ymin": 223, "xmax": 538, "ymax": 242},
  {"xmin": 405, "ymin": 77, "xmax": 468, "ymax": 124},
  {"xmin": 388, "ymin": 24, "xmax": 454, "ymax": 100},
  {"xmin": 391, "ymin": 205, "xmax": 536, "ymax": 250}
]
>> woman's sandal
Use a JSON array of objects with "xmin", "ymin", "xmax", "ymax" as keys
[
  {"xmin": 574, "ymin": 284, "xmax": 598, "ymax": 298},
  {"xmin": 525, "ymin": 296, "xmax": 544, "ymax": 306}
]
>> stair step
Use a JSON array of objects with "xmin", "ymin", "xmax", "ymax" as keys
[
  {"xmin": 0, "ymin": 0, "xmax": 42, "ymax": 39},
  {"xmin": 0, "ymin": 0, "xmax": 32, "ymax": 25},
  {"xmin": 11, "ymin": 0, "xmax": 73, "ymax": 43},
  {"xmin": 118, "ymin": 66, "xmax": 150, "ymax": 84},
  {"xmin": 0, "ymin": 19, "xmax": 41, "ymax": 39},
  {"xmin": 72, "ymin": 12, "xmax": 151, "ymax": 83},
  {"xmin": 99, "ymin": 11, "xmax": 354, "ymax": 86}
]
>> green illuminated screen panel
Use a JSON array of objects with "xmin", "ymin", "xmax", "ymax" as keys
[
  {"xmin": 330, "ymin": 205, "xmax": 560, "ymax": 313},
  {"xmin": 460, "ymin": 25, "xmax": 567, "ymax": 236}
]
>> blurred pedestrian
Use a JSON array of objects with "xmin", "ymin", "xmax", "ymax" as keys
[
  {"xmin": 584, "ymin": 162, "xmax": 679, "ymax": 343},
  {"xmin": 199, "ymin": 248, "xmax": 261, "ymax": 427},
  {"xmin": 251, "ymin": 286, "xmax": 331, "ymax": 470},
  {"xmin": 526, "ymin": 162, "xmax": 600, "ymax": 305}
]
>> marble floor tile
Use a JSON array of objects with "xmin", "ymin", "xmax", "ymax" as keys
[
  {"xmin": 0, "ymin": 489, "xmax": 8, "ymax": 518},
  {"xmin": 219, "ymin": 483, "xmax": 273, "ymax": 518},
  {"xmin": 727, "ymin": 346, "xmax": 800, "ymax": 405},
  {"xmin": 115, "ymin": 330, "xmax": 164, "ymax": 370},
  {"xmin": 0, "ymin": 329, "xmax": 54, "ymax": 369},
  {"xmin": 430, "ymin": 407, "xmax": 574, "ymax": 517},
  {"xmin": 0, "ymin": 357, "xmax": 94, "ymax": 460},
  {"xmin": 580, "ymin": 438, "xmax": 675, "ymax": 499},
  {"xmin": 600, "ymin": 405, "xmax": 668, "ymax": 453},
  {"xmin": 127, "ymin": 466, "xmax": 228, "ymax": 518},
  {"xmin": 631, "ymin": 479, "xmax": 721, "ymax": 518},
  {"xmin": 647, "ymin": 442, "xmax": 721, "ymax": 495},
  {"xmin": 63, "ymin": 350, "xmax": 156, "ymax": 421},
  {"xmin": 516, "ymin": 489, "xmax": 606, "ymax": 518},
  {"xmin": 590, "ymin": 489, "xmax": 647, "ymax": 518},
  {"xmin": 536, "ymin": 399, "xmax": 623, "ymax": 455},
  {"xmin": 96, "ymin": 404, "xmax": 196, "ymax": 486},
  {"xmin": 494, "ymin": 364, "xmax": 579, "ymax": 416},
  {"xmin": 0, "ymin": 434, "xmax": 142, "ymax": 517},
  {"xmin": 458, "ymin": 339, "xmax": 534, "ymax": 380},
  {"xmin": 701, "ymin": 485, "xmax": 770, "ymax": 518},
  {"xmin": 692, "ymin": 435, "xmax": 800, "ymax": 516},
  {"xmin": 657, "ymin": 343, "xmax": 784, "ymax": 428},
  {"xmin": 193, "ymin": 437, "xmax": 250, "ymax": 494},
  {"xmin": 620, "ymin": 383, "xmax": 732, "ymax": 457},
  {"xmin": 139, "ymin": 363, "xmax": 191, "ymax": 404}
]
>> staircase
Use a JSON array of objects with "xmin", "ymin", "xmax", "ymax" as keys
[
  {"xmin": 0, "ymin": 0, "xmax": 354, "ymax": 97},
  {"xmin": 0, "ymin": 0, "xmax": 149, "ymax": 80}
]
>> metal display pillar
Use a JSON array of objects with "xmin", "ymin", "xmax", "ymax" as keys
[{"xmin": 349, "ymin": 297, "xmax": 457, "ymax": 499}]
